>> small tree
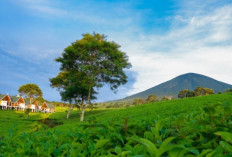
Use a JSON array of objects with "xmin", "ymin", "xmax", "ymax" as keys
[
  {"xmin": 133, "ymin": 98, "xmax": 145, "ymax": 105},
  {"xmin": 179, "ymin": 90, "xmax": 191, "ymax": 98},
  {"xmin": 18, "ymin": 84, "xmax": 43, "ymax": 104},
  {"xmin": 224, "ymin": 88, "xmax": 232, "ymax": 93},
  {"xmin": 50, "ymin": 71, "xmax": 96, "ymax": 119},
  {"xmin": 187, "ymin": 91, "xmax": 196, "ymax": 97},
  {"xmin": 178, "ymin": 89, "xmax": 189, "ymax": 98},
  {"xmin": 146, "ymin": 94, "xmax": 159, "ymax": 103},
  {"xmin": 195, "ymin": 87, "xmax": 214, "ymax": 96},
  {"xmin": 161, "ymin": 96, "xmax": 169, "ymax": 101},
  {"xmin": 133, "ymin": 99, "xmax": 139, "ymax": 106},
  {"xmin": 25, "ymin": 108, "xmax": 31, "ymax": 119},
  {"xmin": 178, "ymin": 89, "xmax": 196, "ymax": 98}
]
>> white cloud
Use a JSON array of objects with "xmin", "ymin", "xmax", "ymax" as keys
[
  {"xmin": 15, "ymin": 0, "xmax": 67, "ymax": 16},
  {"xmin": 125, "ymin": 46, "xmax": 232, "ymax": 95},
  {"xmin": 13, "ymin": 0, "xmax": 139, "ymax": 27},
  {"xmin": 4, "ymin": 0, "xmax": 232, "ymax": 101},
  {"xmin": 112, "ymin": 3, "xmax": 232, "ymax": 96}
]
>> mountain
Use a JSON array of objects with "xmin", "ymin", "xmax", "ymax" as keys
[{"xmin": 123, "ymin": 73, "xmax": 232, "ymax": 100}]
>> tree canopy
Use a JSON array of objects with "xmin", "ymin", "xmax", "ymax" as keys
[
  {"xmin": 18, "ymin": 84, "xmax": 43, "ymax": 103},
  {"xmin": 52, "ymin": 32, "xmax": 131, "ymax": 121},
  {"xmin": 178, "ymin": 89, "xmax": 195, "ymax": 98},
  {"xmin": 146, "ymin": 94, "xmax": 159, "ymax": 102},
  {"xmin": 50, "ymin": 71, "xmax": 95, "ymax": 119},
  {"xmin": 178, "ymin": 87, "xmax": 214, "ymax": 98},
  {"xmin": 133, "ymin": 98, "xmax": 145, "ymax": 106},
  {"xmin": 195, "ymin": 87, "xmax": 214, "ymax": 96},
  {"xmin": 224, "ymin": 88, "xmax": 232, "ymax": 93}
]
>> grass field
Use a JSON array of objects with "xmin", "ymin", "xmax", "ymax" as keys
[{"xmin": 1, "ymin": 93, "xmax": 232, "ymax": 156}]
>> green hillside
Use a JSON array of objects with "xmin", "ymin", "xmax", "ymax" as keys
[
  {"xmin": 123, "ymin": 73, "xmax": 232, "ymax": 100},
  {"xmin": 1, "ymin": 93, "xmax": 232, "ymax": 156}
]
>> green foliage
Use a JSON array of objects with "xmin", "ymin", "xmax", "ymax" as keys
[
  {"xmin": 56, "ymin": 32, "xmax": 131, "ymax": 94},
  {"xmin": 34, "ymin": 96, "xmax": 45, "ymax": 105},
  {"xmin": 133, "ymin": 98, "xmax": 145, "ymax": 105},
  {"xmin": 131, "ymin": 136, "xmax": 176, "ymax": 156},
  {"xmin": 178, "ymin": 87, "xmax": 214, "ymax": 99},
  {"xmin": 52, "ymin": 32, "xmax": 131, "ymax": 121},
  {"xmin": 146, "ymin": 94, "xmax": 159, "ymax": 103},
  {"xmin": 161, "ymin": 96, "xmax": 169, "ymax": 101},
  {"xmin": 195, "ymin": 86, "xmax": 214, "ymax": 96},
  {"xmin": 50, "ymin": 71, "xmax": 95, "ymax": 104},
  {"xmin": 24, "ymin": 108, "xmax": 31, "ymax": 119},
  {"xmin": 178, "ymin": 89, "xmax": 195, "ymax": 98},
  {"xmin": 1, "ymin": 93, "xmax": 232, "ymax": 156},
  {"xmin": 18, "ymin": 84, "xmax": 43, "ymax": 103},
  {"xmin": 224, "ymin": 88, "xmax": 232, "ymax": 93}
]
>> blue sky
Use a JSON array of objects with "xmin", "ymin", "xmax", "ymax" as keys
[{"xmin": 0, "ymin": 0, "xmax": 232, "ymax": 102}]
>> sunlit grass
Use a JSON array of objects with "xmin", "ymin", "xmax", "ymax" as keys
[{"xmin": 0, "ymin": 93, "xmax": 232, "ymax": 137}]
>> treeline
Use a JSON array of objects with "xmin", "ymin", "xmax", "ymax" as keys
[
  {"xmin": 50, "ymin": 101, "xmax": 98, "ymax": 110},
  {"xmin": 29, "ymin": 87, "xmax": 232, "ymax": 108},
  {"xmin": 178, "ymin": 87, "xmax": 232, "ymax": 98},
  {"xmin": 178, "ymin": 86, "xmax": 214, "ymax": 98},
  {"xmin": 99, "ymin": 87, "xmax": 232, "ymax": 108},
  {"xmin": 50, "ymin": 101, "xmax": 72, "ymax": 107},
  {"xmin": 99, "ymin": 94, "xmax": 174, "ymax": 108}
]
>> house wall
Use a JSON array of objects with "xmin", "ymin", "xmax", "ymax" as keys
[
  {"xmin": 19, "ymin": 103, "xmax": 26, "ymax": 109},
  {"xmin": 0, "ymin": 101, "xmax": 7, "ymax": 107},
  {"xmin": 1, "ymin": 95, "xmax": 11, "ymax": 106},
  {"xmin": 12, "ymin": 97, "xmax": 25, "ymax": 108},
  {"xmin": 33, "ymin": 101, "xmax": 38, "ymax": 109},
  {"xmin": 31, "ymin": 105, "xmax": 36, "ymax": 109},
  {"xmin": 12, "ymin": 102, "xmax": 19, "ymax": 107}
]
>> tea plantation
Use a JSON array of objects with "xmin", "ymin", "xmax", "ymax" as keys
[{"xmin": 1, "ymin": 93, "xmax": 232, "ymax": 156}]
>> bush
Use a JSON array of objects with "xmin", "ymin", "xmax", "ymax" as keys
[{"xmin": 1, "ymin": 102, "xmax": 232, "ymax": 156}]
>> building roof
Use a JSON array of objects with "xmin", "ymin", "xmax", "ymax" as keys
[
  {"xmin": 0, "ymin": 94, "xmax": 5, "ymax": 100},
  {"xmin": 23, "ymin": 98, "xmax": 40, "ymax": 105},
  {"xmin": 44, "ymin": 102, "xmax": 55, "ymax": 109},
  {"xmin": 11, "ymin": 96, "xmax": 22, "ymax": 103},
  {"xmin": 32, "ymin": 100, "xmax": 39, "ymax": 106},
  {"xmin": 0, "ymin": 94, "xmax": 11, "ymax": 100}
]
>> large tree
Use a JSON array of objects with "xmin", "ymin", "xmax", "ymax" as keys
[
  {"xmin": 18, "ymin": 84, "xmax": 43, "ymax": 104},
  {"xmin": 52, "ymin": 33, "xmax": 131, "ymax": 121}
]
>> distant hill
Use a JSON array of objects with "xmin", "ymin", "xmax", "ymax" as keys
[{"xmin": 123, "ymin": 73, "xmax": 232, "ymax": 100}]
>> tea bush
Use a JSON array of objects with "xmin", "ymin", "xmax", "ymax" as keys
[{"xmin": 1, "ymin": 93, "xmax": 232, "ymax": 156}]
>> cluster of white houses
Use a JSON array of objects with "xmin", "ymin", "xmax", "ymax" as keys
[{"xmin": 0, "ymin": 94, "xmax": 55, "ymax": 113}]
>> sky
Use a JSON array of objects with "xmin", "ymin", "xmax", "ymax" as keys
[{"xmin": 0, "ymin": 0, "xmax": 232, "ymax": 102}]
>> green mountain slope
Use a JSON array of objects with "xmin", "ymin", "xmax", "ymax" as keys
[{"xmin": 124, "ymin": 73, "xmax": 232, "ymax": 99}]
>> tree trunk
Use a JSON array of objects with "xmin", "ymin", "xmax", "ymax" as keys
[
  {"xmin": 29, "ymin": 97, "xmax": 32, "ymax": 104},
  {"xmin": 80, "ymin": 106, "xmax": 85, "ymax": 121},
  {"xmin": 66, "ymin": 101, "xmax": 72, "ymax": 119},
  {"xmin": 80, "ymin": 87, "xmax": 92, "ymax": 121}
]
